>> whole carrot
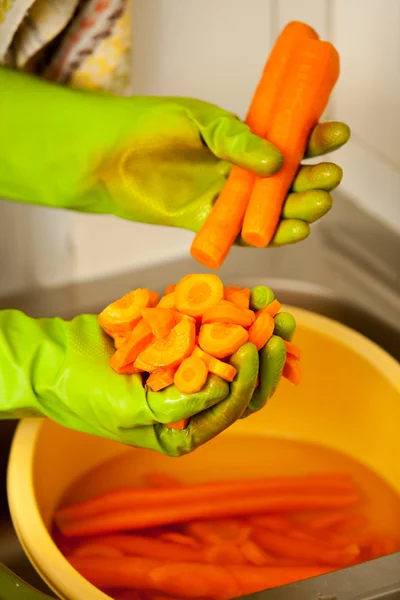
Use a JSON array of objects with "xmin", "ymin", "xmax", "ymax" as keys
[
  {"xmin": 242, "ymin": 40, "xmax": 340, "ymax": 247},
  {"xmin": 58, "ymin": 492, "xmax": 358, "ymax": 537},
  {"xmin": 55, "ymin": 473, "xmax": 355, "ymax": 523},
  {"xmin": 190, "ymin": 21, "xmax": 318, "ymax": 270}
]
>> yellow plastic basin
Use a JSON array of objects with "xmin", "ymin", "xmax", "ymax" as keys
[{"xmin": 7, "ymin": 306, "xmax": 400, "ymax": 600}]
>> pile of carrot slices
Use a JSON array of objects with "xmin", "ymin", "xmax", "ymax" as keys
[
  {"xmin": 54, "ymin": 472, "xmax": 399, "ymax": 600},
  {"xmin": 191, "ymin": 21, "xmax": 340, "ymax": 269},
  {"xmin": 99, "ymin": 274, "xmax": 300, "ymax": 430}
]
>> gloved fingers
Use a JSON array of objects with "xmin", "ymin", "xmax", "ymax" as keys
[
  {"xmin": 292, "ymin": 162, "xmax": 343, "ymax": 193},
  {"xmin": 242, "ymin": 335, "xmax": 287, "ymax": 417},
  {"xmin": 273, "ymin": 312, "xmax": 296, "ymax": 342},
  {"xmin": 282, "ymin": 190, "xmax": 333, "ymax": 223},
  {"xmin": 156, "ymin": 342, "xmax": 259, "ymax": 456},
  {"xmin": 200, "ymin": 115, "xmax": 283, "ymax": 178},
  {"xmin": 146, "ymin": 374, "xmax": 229, "ymax": 424},
  {"xmin": 305, "ymin": 121, "xmax": 351, "ymax": 159}
]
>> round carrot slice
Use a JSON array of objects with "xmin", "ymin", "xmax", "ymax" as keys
[
  {"xmin": 174, "ymin": 356, "xmax": 208, "ymax": 394},
  {"xmin": 202, "ymin": 303, "xmax": 255, "ymax": 327},
  {"xmin": 98, "ymin": 288, "xmax": 150, "ymax": 332},
  {"xmin": 175, "ymin": 274, "xmax": 224, "ymax": 318},
  {"xmin": 198, "ymin": 323, "xmax": 249, "ymax": 359},
  {"xmin": 135, "ymin": 318, "xmax": 196, "ymax": 372}
]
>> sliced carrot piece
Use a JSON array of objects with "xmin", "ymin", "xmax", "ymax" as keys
[
  {"xmin": 224, "ymin": 287, "xmax": 250, "ymax": 310},
  {"xmin": 111, "ymin": 362, "xmax": 143, "ymax": 375},
  {"xmin": 284, "ymin": 340, "xmax": 301, "ymax": 359},
  {"xmin": 148, "ymin": 291, "xmax": 160, "ymax": 307},
  {"xmin": 135, "ymin": 318, "xmax": 196, "ymax": 372},
  {"xmin": 164, "ymin": 419, "xmax": 190, "ymax": 430},
  {"xmin": 191, "ymin": 346, "xmax": 236, "ymax": 382},
  {"xmin": 114, "ymin": 334, "xmax": 129, "ymax": 349},
  {"xmin": 248, "ymin": 310, "xmax": 274, "ymax": 350},
  {"xmin": 164, "ymin": 284, "xmax": 176, "ymax": 295},
  {"xmin": 283, "ymin": 355, "xmax": 301, "ymax": 386},
  {"xmin": 198, "ymin": 323, "xmax": 249, "ymax": 359},
  {"xmin": 202, "ymin": 302, "xmax": 255, "ymax": 328},
  {"xmin": 142, "ymin": 308, "xmax": 176, "ymax": 339},
  {"xmin": 175, "ymin": 274, "xmax": 223, "ymax": 318},
  {"xmin": 98, "ymin": 288, "xmax": 151, "ymax": 332},
  {"xmin": 109, "ymin": 319, "xmax": 155, "ymax": 371},
  {"xmin": 173, "ymin": 356, "xmax": 208, "ymax": 394},
  {"xmin": 147, "ymin": 368, "xmax": 176, "ymax": 392},
  {"xmin": 263, "ymin": 299, "xmax": 282, "ymax": 317},
  {"xmin": 157, "ymin": 292, "xmax": 176, "ymax": 310},
  {"xmin": 240, "ymin": 540, "xmax": 271, "ymax": 566}
]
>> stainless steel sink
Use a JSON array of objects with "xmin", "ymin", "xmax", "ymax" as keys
[{"xmin": 0, "ymin": 193, "xmax": 399, "ymax": 597}]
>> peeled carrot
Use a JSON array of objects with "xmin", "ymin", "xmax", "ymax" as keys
[
  {"xmin": 70, "ymin": 544, "xmax": 124, "ymax": 558},
  {"xmin": 263, "ymin": 299, "xmax": 282, "ymax": 317},
  {"xmin": 109, "ymin": 319, "xmax": 155, "ymax": 371},
  {"xmin": 186, "ymin": 520, "xmax": 251, "ymax": 546},
  {"xmin": 57, "ymin": 491, "xmax": 358, "ymax": 537},
  {"xmin": 283, "ymin": 355, "xmax": 301, "ymax": 386},
  {"xmin": 204, "ymin": 544, "xmax": 246, "ymax": 565},
  {"xmin": 284, "ymin": 340, "xmax": 301, "ymax": 359},
  {"xmin": 134, "ymin": 318, "xmax": 196, "ymax": 372},
  {"xmin": 159, "ymin": 532, "xmax": 199, "ymax": 547},
  {"xmin": 202, "ymin": 303, "xmax": 255, "ymax": 328},
  {"xmin": 142, "ymin": 307, "xmax": 176, "ymax": 339},
  {"xmin": 223, "ymin": 287, "xmax": 250, "ymax": 310},
  {"xmin": 190, "ymin": 22, "xmax": 319, "ymax": 269},
  {"xmin": 248, "ymin": 310, "xmax": 274, "ymax": 351},
  {"xmin": 149, "ymin": 291, "xmax": 160, "ymax": 307},
  {"xmin": 174, "ymin": 356, "xmax": 208, "ymax": 394},
  {"xmin": 240, "ymin": 540, "xmax": 272, "ymax": 566},
  {"xmin": 175, "ymin": 274, "xmax": 224, "ymax": 318},
  {"xmin": 99, "ymin": 288, "xmax": 151, "ymax": 332},
  {"xmin": 192, "ymin": 346, "xmax": 237, "ymax": 382},
  {"xmin": 242, "ymin": 40, "xmax": 340, "ymax": 247},
  {"xmin": 113, "ymin": 334, "xmax": 129, "ymax": 350},
  {"xmin": 164, "ymin": 419, "xmax": 189, "ymax": 431},
  {"xmin": 146, "ymin": 368, "xmax": 176, "ymax": 392},
  {"xmin": 111, "ymin": 362, "xmax": 143, "ymax": 375},
  {"xmin": 55, "ymin": 474, "xmax": 355, "ymax": 523},
  {"xmin": 164, "ymin": 284, "xmax": 176, "ymax": 296},
  {"xmin": 157, "ymin": 292, "xmax": 176, "ymax": 310},
  {"xmin": 199, "ymin": 323, "xmax": 249, "ymax": 359},
  {"xmin": 247, "ymin": 515, "xmax": 293, "ymax": 533}
]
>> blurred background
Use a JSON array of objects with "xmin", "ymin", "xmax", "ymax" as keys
[{"xmin": 0, "ymin": 0, "xmax": 398, "ymax": 299}]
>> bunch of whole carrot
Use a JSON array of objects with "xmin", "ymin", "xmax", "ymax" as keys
[
  {"xmin": 99, "ymin": 274, "xmax": 300, "ymax": 430},
  {"xmin": 54, "ymin": 472, "xmax": 399, "ymax": 600},
  {"xmin": 191, "ymin": 21, "xmax": 340, "ymax": 269}
]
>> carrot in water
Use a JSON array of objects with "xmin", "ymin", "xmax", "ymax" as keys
[
  {"xmin": 55, "ymin": 474, "xmax": 355, "ymax": 523},
  {"xmin": 134, "ymin": 318, "xmax": 196, "ymax": 372},
  {"xmin": 175, "ymin": 274, "xmax": 224, "ymax": 318},
  {"xmin": 70, "ymin": 544, "xmax": 124, "ymax": 558},
  {"xmin": 284, "ymin": 340, "xmax": 301, "ymax": 360},
  {"xmin": 142, "ymin": 308, "xmax": 176, "ymax": 339},
  {"xmin": 248, "ymin": 310, "xmax": 275, "ymax": 351},
  {"xmin": 247, "ymin": 515, "xmax": 293, "ymax": 533},
  {"xmin": 99, "ymin": 289, "xmax": 152, "ymax": 333},
  {"xmin": 240, "ymin": 540, "xmax": 272, "ymax": 566},
  {"xmin": 109, "ymin": 319, "xmax": 155, "ymax": 372},
  {"xmin": 192, "ymin": 346, "xmax": 237, "ymax": 382},
  {"xmin": 198, "ymin": 323, "xmax": 249, "ymax": 359},
  {"xmin": 202, "ymin": 303, "xmax": 255, "ymax": 328},
  {"xmin": 223, "ymin": 287, "xmax": 250, "ymax": 310},
  {"xmin": 57, "ymin": 492, "xmax": 358, "ymax": 537},
  {"xmin": 174, "ymin": 356, "xmax": 208, "ymax": 394},
  {"xmin": 242, "ymin": 40, "xmax": 340, "ymax": 247},
  {"xmin": 146, "ymin": 368, "xmax": 176, "ymax": 392},
  {"xmin": 190, "ymin": 22, "xmax": 319, "ymax": 269},
  {"xmin": 186, "ymin": 520, "xmax": 251, "ymax": 546},
  {"xmin": 159, "ymin": 532, "xmax": 199, "ymax": 547},
  {"xmin": 283, "ymin": 355, "xmax": 301, "ymax": 386}
]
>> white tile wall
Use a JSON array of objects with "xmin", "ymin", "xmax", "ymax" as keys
[{"xmin": 0, "ymin": 0, "xmax": 398, "ymax": 296}]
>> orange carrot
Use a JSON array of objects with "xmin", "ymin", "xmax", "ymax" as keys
[
  {"xmin": 192, "ymin": 346, "xmax": 237, "ymax": 382},
  {"xmin": 175, "ymin": 274, "xmax": 224, "ymax": 318},
  {"xmin": 111, "ymin": 362, "xmax": 143, "ymax": 375},
  {"xmin": 159, "ymin": 532, "xmax": 199, "ymax": 547},
  {"xmin": 57, "ymin": 492, "xmax": 358, "ymax": 537},
  {"xmin": 253, "ymin": 528, "xmax": 359, "ymax": 567},
  {"xmin": 98, "ymin": 288, "xmax": 151, "ymax": 332},
  {"xmin": 204, "ymin": 544, "xmax": 246, "ymax": 565},
  {"xmin": 190, "ymin": 22, "xmax": 319, "ymax": 269},
  {"xmin": 186, "ymin": 520, "xmax": 251, "ymax": 546},
  {"xmin": 224, "ymin": 287, "xmax": 250, "ymax": 310},
  {"xmin": 198, "ymin": 323, "xmax": 249, "ymax": 359},
  {"xmin": 55, "ymin": 474, "xmax": 355, "ymax": 523},
  {"xmin": 263, "ymin": 299, "xmax": 282, "ymax": 317},
  {"xmin": 147, "ymin": 368, "xmax": 176, "ymax": 392},
  {"xmin": 157, "ymin": 292, "xmax": 176, "ymax": 310},
  {"xmin": 164, "ymin": 284, "xmax": 176, "ymax": 296},
  {"xmin": 284, "ymin": 340, "xmax": 301, "ymax": 360},
  {"xmin": 240, "ymin": 540, "xmax": 272, "ymax": 566},
  {"xmin": 248, "ymin": 310, "xmax": 274, "ymax": 351},
  {"xmin": 113, "ymin": 334, "xmax": 129, "ymax": 350},
  {"xmin": 149, "ymin": 291, "xmax": 160, "ymax": 307},
  {"xmin": 164, "ymin": 419, "xmax": 190, "ymax": 430},
  {"xmin": 202, "ymin": 303, "xmax": 255, "ymax": 328},
  {"xmin": 247, "ymin": 515, "xmax": 293, "ymax": 533},
  {"xmin": 283, "ymin": 355, "xmax": 301, "ymax": 386},
  {"xmin": 242, "ymin": 40, "xmax": 340, "ymax": 247},
  {"xmin": 143, "ymin": 472, "xmax": 183, "ymax": 488},
  {"xmin": 173, "ymin": 356, "xmax": 208, "ymax": 394},
  {"xmin": 307, "ymin": 511, "xmax": 365, "ymax": 533},
  {"xmin": 70, "ymin": 544, "xmax": 124, "ymax": 558},
  {"xmin": 142, "ymin": 308, "xmax": 176, "ymax": 339},
  {"xmin": 109, "ymin": 319, "xmax": 155, "ymax": 371},
  {"xmin": 134, "ymin": 318, "xmax": 196, "ymax": 372}
]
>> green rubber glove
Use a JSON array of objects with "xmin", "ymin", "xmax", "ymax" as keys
[
  {"xmin": 0, "ymin": 288, "xmax": 294, "ymax": 455},
  {"xmin": 0, "ymin": 67, "xmax": 349, "ymax": 246}
]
